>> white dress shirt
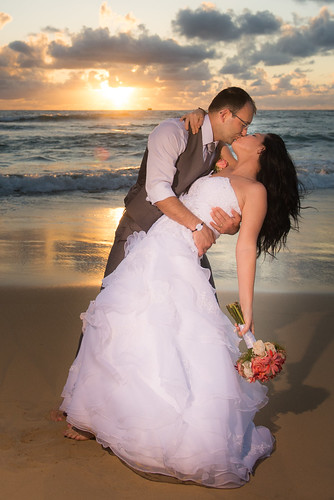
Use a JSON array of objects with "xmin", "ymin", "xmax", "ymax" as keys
[{"xmin": 146, "ymin": 115, "xmax": 216, "ymax": 205}]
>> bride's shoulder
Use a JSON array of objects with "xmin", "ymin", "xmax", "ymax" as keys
[
  {"xmin": 243, "ymin": 181, "xmax": 267, "ymax": 210},
  {"xmin": 229, "ymin": 175, "xmax": 266, "ymax": 194},
  {"xmin": 248, "ymin": 179, "xmax": 266, "ymax": 193}
]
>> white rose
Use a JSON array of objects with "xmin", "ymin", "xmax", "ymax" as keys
[
  {"xmin": 243, "ymin": 361, "xmax": 253, "ymax": 380},
  {"xmin": 252, "ymin": 340, "xmax": 266, "ymax": 357},
  {"xmin": 264, "ymin": 342, "xmax": 276, "ymax": 353}
]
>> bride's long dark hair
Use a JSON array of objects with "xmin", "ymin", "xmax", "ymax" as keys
[{"xmin": 256, "ymin": 133, "xmax": 303, "ymax": 257}]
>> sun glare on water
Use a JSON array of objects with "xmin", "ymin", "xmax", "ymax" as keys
[{"xmin": 99, "ymin": 82, "xmax": 135, "ymax": 108}]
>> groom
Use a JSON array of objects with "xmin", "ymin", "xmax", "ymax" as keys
[
  {"xmin": 103, "ymin": 86, "xmax": 256, "ymax": 280},
  {"xmin": 56, "ymin": 86, "xmax": 256, "ymax": 428}
]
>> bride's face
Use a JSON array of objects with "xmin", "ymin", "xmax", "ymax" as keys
[{"xmin": 232, "ymin": 133, "xmax": 266, "ymax": 157}]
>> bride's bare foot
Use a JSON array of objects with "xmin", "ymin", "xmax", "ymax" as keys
[
  {"xmin": 64, "ymin": 424, "xmax": 95, "ymax": 441},
  {"xmin": 49, "ymin": 409, "xmax": 67, "ymax": 422}
]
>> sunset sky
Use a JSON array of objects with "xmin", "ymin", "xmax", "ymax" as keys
[{"xmin": 1, "ymin": 0, "xmax": 333, "ymax": 110}]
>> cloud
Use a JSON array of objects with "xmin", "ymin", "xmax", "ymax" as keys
[
  {"xmin": 152, "ymin": 62, "xmax": 212, "ymax": 83},
  {"xmin": 172, "ymin": 5, "xmax": 281, "ymax": 41},
  {"xmin": 99, "ymin": 1, "xmax": 138, "ymax": 32},
  {"xmin": 238, "ymin": 10, "xmax": 281, "ymax": 34},
  {"xmin": 0, "ymin": 4, "xmax": 333, "ymax": 109},
  {"xmin": 8, "ymin": 41, "xmax": 33, "ymax": 55},
  {"xmin": 295, "ymin": 0, "xmax": 334, "ymax": 3},
  {"xmin": 0, "ymin": 12, "xmax": 12, "ymax": 30},
  {"xmin": 47, "ymin": 27, "xmax": 215, "ymax": 68},
  {"xmin": 309, "ymin": 6, "xmax": 334, "ymax": 48},
  {"xmin": 0, "ymin": 20, "xmax": 216, "ymax": 106},
  {"xmin": 248, "ymin": 7, "xmax": 334, "ymax": 66},
  {"xmin": 5, "ymin": 34, "xmax": 49, "ymax": 69},
  {"xmin": 172, "ymin": 5, "xmax": 333, "ymax": 73},
  {"xmin": 172, "ymin": 7, "xmax": 239, "ymax": 41},
  {"xmin": 42, "ymin": 26, "xmax": 64, "ymax": 34},
  {"xmin": 100, "ymin": 1, "xmax": 112, "ymax": 19},
  {"xmin": 0, "ymin": 68, "xmax": 48, "ymax": 100},
  {"xmin": 220, "ymin": 59, "xmax": 258, "ymax": 80}
]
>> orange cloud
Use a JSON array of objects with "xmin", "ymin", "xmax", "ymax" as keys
[{"xmin": 0, "ymin": 12, "xmax": 12, "ymax": 29}]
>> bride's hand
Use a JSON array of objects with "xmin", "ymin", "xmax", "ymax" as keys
[
  {"xmin": 210, "ymin": 208, "xmax": 241, "ymax": 235},
  {"xmin": 180, "ymin": 108, "xmax": 206, "ymax": 134},
  {"xmin": 236, "ymin": 315, "xmax": 254, "ymax": 337}
]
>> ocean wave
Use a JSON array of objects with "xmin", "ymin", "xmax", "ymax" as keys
[
  {"xmin": 0, "ymin": 167, "xmax": 333, "ymax": 197},
  {"xmin": 0, "ymin": 112, "xmax": 95, "ymax": 123},
  {"xmin": 0, "ymin": 110, "xmax": 167, "ymax": 124},
  {"xmin": 0, "ymin": 131, "xmax": 147, "ymax": 154},
  {"xmin": 297, "ymin": 168, "xmax": 334, "ymax": 190},
  {"xmin": 283, "ymin": 132, "xmax": 334, "ymax": 144},
  {"xmin": 0, "ymin": 169, "xmax": 138, "ymax": 196}
]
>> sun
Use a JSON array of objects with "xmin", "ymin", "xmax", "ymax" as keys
[{"xmin": 99, "ymin": 81, "xmax": 135, "ymax": 109}]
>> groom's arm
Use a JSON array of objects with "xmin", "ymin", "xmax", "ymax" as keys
[
  {"xmin": 145, "ymin": 120, "xmax": 216, "ymax": 256},
  {"xmin": 155, "ymin": 196, "xmax": 216, "ymax": 257},
  {"xmin": 145, "ymin": 119, "xmax": 185, "ymax": 203}
]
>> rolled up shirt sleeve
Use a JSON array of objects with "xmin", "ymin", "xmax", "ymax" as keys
[{"xmin": 146, "ymin": 119, "xmax": 188, "ymax": 205}]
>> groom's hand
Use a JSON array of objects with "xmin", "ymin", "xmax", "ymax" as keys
[
  {"xmin": 210, "ymin": 208, "xmax": 241, "ymax": 235},
  {"xmin": 192, "ymin": 224, "xmax": 216, "ymax": 257}
]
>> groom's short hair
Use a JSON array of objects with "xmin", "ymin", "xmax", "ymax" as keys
[{"xmin": 208, "ymin": 87, "xmax": 256, "ymax": 115}]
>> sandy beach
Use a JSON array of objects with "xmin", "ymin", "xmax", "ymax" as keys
[{"xmin": 1, "ymin": 285, "xmax": 333, "ymax": 500}]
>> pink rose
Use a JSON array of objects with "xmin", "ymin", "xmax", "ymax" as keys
[{"xmin": 215, "ymin": 159, "xmax": 229, "ymax": 171}]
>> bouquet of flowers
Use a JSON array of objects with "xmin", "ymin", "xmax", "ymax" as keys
[{"xmin": 226, "ymin": 302, "xmax": 287, "ymax": 383}]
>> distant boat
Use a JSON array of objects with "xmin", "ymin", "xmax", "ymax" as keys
[{"xmin": 147, "ymin": 107, "xmax": 153, "ymax": 110}]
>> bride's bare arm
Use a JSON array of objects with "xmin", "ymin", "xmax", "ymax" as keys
[
  {"xmin": 235, "ymin": 183, "xmax": 267, "ymax": 335},
  {"xmin": 180, "ymin": 108, "xmax": 206, "ymax": 134}
]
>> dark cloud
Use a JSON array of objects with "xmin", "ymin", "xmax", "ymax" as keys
[
  {"xmin": 219, "ymin": 7, "xmax": 334, "ymax": 77},
  {"xmin": 238, "ymin": 10, "xmax": 281, "ymax": 35},
  {"xmin": 219, "ymin": 59, "xmax": 257, "ymax": 80},
  {"xmin": 7, "ymin": 39, "xmax": 46, "ymax": 69},
  {"xmin": 309, "ymin": 7, "xmax": 334, "ymax": 47},
  {"xmin": 48, "ymin": 27, "xmax": 216, "ymax": 68},
  {"xmin": 172, "ymin": 6, "xmax": 281, "ymax": 41},
  {"xmin": 248, "ymin": 8, "xmax": 334, "ymax": 66},
  {"xmin": 0, "ymin": 68, "xmax": 47, "ymax": 99},
  {"xmin": 173, "ymin": 5, "xmax": 333, "ymax": 79},
  {"xmin": 156, "ymin": 62, "xmax": 212, "ymax": 82},
  {"xmin": 275, "ymin": 74, "xmax": 299, "ymax": 92},
  {"xmin": 42, "ymin": 26, "xmax": 64, "ymax": 34},
  {"xmin": 8, "ymin": 41, "xmax": 32, "ymax": 55},
  {"xmin": 172, "ymin": 7, "xmax": 239, "ymax": 41}
]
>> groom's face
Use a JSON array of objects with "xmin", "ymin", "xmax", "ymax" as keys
[{"xmin": 215, "ymin": 102, "xmax": 254, "ymax": 145}]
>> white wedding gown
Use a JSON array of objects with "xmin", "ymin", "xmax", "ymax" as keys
[{"xmin": 60, "ymin": 175, "xmax": 274, "ymax": 488}]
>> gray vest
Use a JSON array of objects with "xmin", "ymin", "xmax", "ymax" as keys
[{"xmin": 124, "ymin": 127, "xmax": 222, "ymax": 232}]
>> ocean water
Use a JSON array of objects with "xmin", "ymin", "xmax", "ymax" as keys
[{"xmin": 0, "ymin": 109, "xmax": 333, "ymax": 292}]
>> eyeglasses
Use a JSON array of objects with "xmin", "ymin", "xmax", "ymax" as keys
[{"xmin": 232, "ymin": 113, "xmax": 251, "ymax": 130}]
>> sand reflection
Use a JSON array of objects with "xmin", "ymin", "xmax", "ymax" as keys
[{"xmin": 0, "ymin": 200, "xmax": 124, "ymax": 287}]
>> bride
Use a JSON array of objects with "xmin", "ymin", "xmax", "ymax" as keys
[{"xmin": 60, "ymin": 132, "xmax": 302, "ymax": 488}]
